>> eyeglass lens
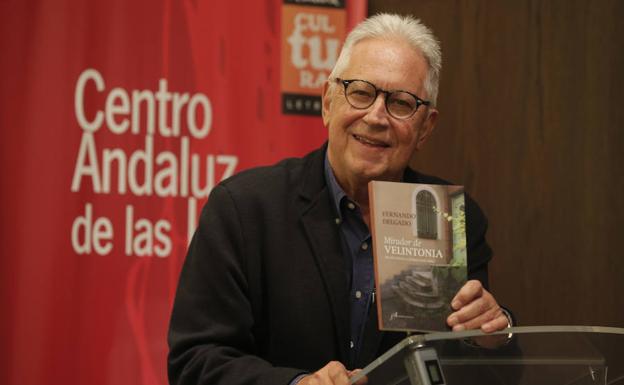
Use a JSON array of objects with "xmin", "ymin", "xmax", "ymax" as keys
[{"xmin": 344, "ymin": 80, "xmax": 419, "ymax": 119}]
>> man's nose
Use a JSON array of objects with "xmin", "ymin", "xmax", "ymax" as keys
[{"xmin": 363, "ymin": 93, "xmax": 390, "ymax": 126}]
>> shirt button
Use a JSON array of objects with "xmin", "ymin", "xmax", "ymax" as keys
[
  {"xmin": 350, "ymin": 341, "xmax": 354, "ymax": 349},
  {"xmin": 361, "ymin": 242, "xmax": 368, "ymax": 250},
  {"xmin": 347, "ymin": 202, "xmax": 356, "ymax": 210},
  {"xmin": 335, "ymin": 217, "xmax": 341, "ymax": 225},
  {"xmin": 355, "ymin": 290, "xmax": 362, "ymax": 299}
]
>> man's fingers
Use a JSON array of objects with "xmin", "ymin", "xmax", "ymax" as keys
[
  {"xmin": 448, "ymin": 296, "xmax": 489, "ymax": 326},
  {"xmin": 451, "ymin": 280, "xmax": 483, "ymax": 310},
  {"xmin": 454, "ymin": 305, "xmax": 502, "ymax": 331},
  {"xmin": 348, "ymin": 369, "xmax": 369, "ymax": 385},
  {"xmin": 481, "ymin": 313, "xmax": 510, "ymax": 333},
  {"xmin": 299, "ymin": 361, "xmax": 350, "ymax": 385},
  {"xmin": 447, "ymin": 285, "xmax": 508, "ymax": 333},
  {"xmin": 448, "ymin": 301, "xmax": 499, "ymax": 331},
  {"xmin": 327, "ymin": 361, "xmax": 349, "ymax": 383}
]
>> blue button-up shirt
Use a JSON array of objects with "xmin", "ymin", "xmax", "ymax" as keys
[{"xmin": 324, "ymin": 155, "xmax": 375, "ymax": 365}]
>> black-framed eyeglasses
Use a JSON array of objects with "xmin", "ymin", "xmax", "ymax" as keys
[{"xmin": 335, "ymin": 78, "xmax": 430, "ymax": 119}]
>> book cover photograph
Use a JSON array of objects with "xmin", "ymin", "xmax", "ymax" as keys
[{"xmin": 368, "ymin": 181, "xmax": 467, "ymax": 332}]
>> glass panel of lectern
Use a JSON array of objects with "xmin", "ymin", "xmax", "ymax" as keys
[{"xmin": 349, "ymin": 326, "xmax": 624, "ymax": 385}]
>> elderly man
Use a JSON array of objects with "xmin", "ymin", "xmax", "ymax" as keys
[{"xmin": 168, "ymin": 13, "xmax": 511, "ymax": 385}]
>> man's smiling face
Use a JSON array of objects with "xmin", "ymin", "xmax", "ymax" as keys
[{"xmin": 322, "ymin": 37, "xmax": 438, "ymax": 190}]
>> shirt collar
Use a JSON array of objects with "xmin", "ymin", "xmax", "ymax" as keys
[
  {"xmin": 324, "ymin": 153, "xmax": 348, "ymax": 220},
  {"xmin": 325, "ymin": 152, "xmax": 414, "ymax": 218}
]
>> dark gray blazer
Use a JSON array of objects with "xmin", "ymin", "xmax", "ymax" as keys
[{"xmin": 168, "ymin": 144, "xmax": 493, "ymax": 385}]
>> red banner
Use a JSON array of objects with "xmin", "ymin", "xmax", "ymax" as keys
[{"xmin": 0, "ymin": 1, "xmax": 365, "ymax": 384}]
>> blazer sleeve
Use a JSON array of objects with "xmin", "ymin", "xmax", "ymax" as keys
[
  {"xmin": 464, "ymin": 193, "xmax": 493, "ymax": 289},
  {"xmin": 167, "ymin": 184, "xmax": 304, "ymax": 385}
]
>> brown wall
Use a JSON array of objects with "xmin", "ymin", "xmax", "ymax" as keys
[{"xmin": 369, "ymin": 0, "xmax": 624, "ymax": 326}]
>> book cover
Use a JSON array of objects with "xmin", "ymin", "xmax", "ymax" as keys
[{"xmin": 368, "ymin": 181, "xmax": 467, "ymax": 332}]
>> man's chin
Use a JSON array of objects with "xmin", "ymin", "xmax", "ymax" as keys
[{"xmin": 351, "ymin": 165, "xmax": 393, "ymax": 183}]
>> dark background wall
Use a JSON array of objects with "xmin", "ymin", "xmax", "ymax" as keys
[{"xmin": 369, "ymin": 0, "xmax": 624, "ymax": 326}]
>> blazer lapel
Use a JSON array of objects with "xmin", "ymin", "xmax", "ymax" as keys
[
  {"xmin": 293, "ymin": 147, "xmax": 427, "ymax": 368},
  {"xmin": 300, "ymin": 189, "xmax": 351, "ymax": 364},
  {"xmin": 356, "ymin": 300, "xmax": 386, "ymax": 368},
  {"xmin": 297, "ymin": 144, "xmax": 351, "ymax": 363}
]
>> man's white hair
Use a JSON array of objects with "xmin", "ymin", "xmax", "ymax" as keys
[{"xmin": 329, "ymin": 13, "xmax": 442, "ymax": 106}]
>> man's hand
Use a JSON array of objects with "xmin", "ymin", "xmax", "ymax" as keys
[
  {"xmin": 446, "ymin": 280, "xmax": 509, "ymax": 333},
  {"xmin": 298, "ymin": 362, "xmax": 367, "ymax": 385}
]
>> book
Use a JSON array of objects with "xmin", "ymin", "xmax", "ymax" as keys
[{"xmin": 368, "ymin": 181, "xmax": 467, "ymax": 332}]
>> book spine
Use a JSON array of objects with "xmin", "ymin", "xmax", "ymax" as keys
[{"xmin": 368, "ymin": 181, "xmax": 385, "ymax": 330}]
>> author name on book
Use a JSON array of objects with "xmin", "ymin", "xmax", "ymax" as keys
[{"xmin": 381, "ymin": 210, "xmax": 416, "ymax": 226}]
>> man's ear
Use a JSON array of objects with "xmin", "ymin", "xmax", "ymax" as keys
[
  {"xmin": 415, "ymin": 107, "xmax": 438, "ymax": 151},
  {"xmin": 321, "ymin": 80, "xmax": 333, "ymax": 127}
]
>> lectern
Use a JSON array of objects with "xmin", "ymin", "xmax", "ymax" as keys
[{"xmin": 349, "ymin": 326, "xmax": 624, "ymax": 385}]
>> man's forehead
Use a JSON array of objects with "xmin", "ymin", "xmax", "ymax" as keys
[{"xmin": 340, "ymin": 38, "xmax": 428, "ymax": 92}]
